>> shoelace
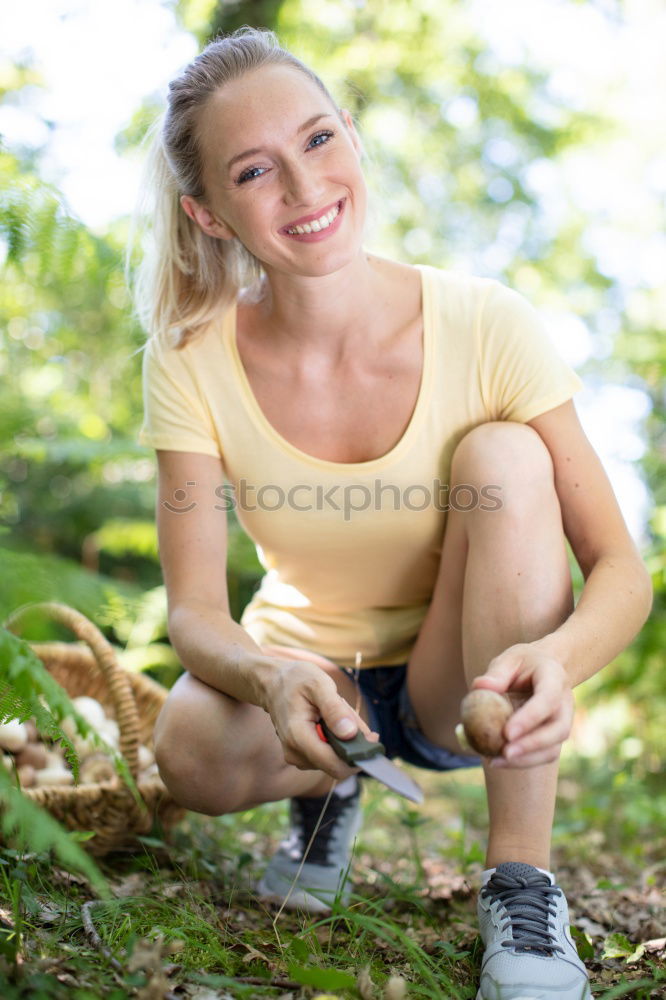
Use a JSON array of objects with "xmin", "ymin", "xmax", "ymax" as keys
[
  {"xmin": 481, "ymin": 863, "xmax": 564, "ymax": 955},
  {"xmin": 286, "ymin": 790, "xmax": 357, "ymax": 866}
]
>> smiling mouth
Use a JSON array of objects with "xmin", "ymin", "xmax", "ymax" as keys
[{"xmin": 284, "ymin": 200, "xmax": 343, "ymax": 235}]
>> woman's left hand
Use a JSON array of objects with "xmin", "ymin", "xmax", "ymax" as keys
[{"xmin": 471, "ymin": 643, "xmax": 574, "ymax": 768}]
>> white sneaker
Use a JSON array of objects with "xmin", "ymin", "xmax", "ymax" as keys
[
  {"xmin": 256, "ymin": 781, "xmax": 362, "ymax": 913},
  {"xmin": 477, "ymin": 862, "xmax": 592, "ymax": 1000}
]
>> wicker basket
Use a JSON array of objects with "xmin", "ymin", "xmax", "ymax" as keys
[{"xmin": 3, "ymin": 601, "xmax": 186, "ymax": 856}]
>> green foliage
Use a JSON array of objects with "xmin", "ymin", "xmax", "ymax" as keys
[
  {"xmin": 0, "ymin": 768, "xmax": 108, "ymax": 899},
  {"xmin": 2, "ymin": 3, "xmax": 663, "ymax": 996},
  {"xmin": 0, "ymin": 626, "xmax": 112, "ymax": 898},
  {"xmin": 0, "ymin": 626, "xmax": 136, "ymax": 793},
  {"xmin": 287, "ymin": 963, "xmax": 356, "ymax": 989},
  {"xmin": 0, "ymin": 547, "xmax": 143, "ymax": 633},
  {"xmin": 85, "ymin": 519, "xmax": 159, "ymax": 562}
]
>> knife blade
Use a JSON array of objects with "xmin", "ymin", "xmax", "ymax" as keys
[{"xmin": 316, "ymin": 719, "xmax": 424, "ymax": 804}]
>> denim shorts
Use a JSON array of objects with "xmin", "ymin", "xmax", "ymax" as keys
[{"xmin": 342, "ymin": 664, "xmax": 480, "ymax": 773}]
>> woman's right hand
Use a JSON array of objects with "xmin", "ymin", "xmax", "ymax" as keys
[{"xmin": 262, "ymin": 657, "xmax": 378, "ymax": 780}]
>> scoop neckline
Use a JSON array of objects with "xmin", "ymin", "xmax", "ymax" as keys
[{"xmin": 225, "ymin": 263, "xmax": 433, "ymax": 471}]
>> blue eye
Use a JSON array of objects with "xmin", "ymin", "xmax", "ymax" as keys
[
  {"xmin": 235, "ymin": 130, "xmax": 335, "ymax": 185},
  {"xmin": 308, "ymin": 130, "xmax": 334, "ymax": 148},
  {"xmin": 236, "ymin": 165, "xmax": 267, "ymax": 185}
]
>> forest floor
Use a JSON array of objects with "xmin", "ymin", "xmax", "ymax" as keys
[{"xmin": 0, "ymin": 749, "xmax": 664, "ymax": 1000}]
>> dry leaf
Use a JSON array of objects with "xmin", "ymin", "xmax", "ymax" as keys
[
  {"xmin": 357, "ymin": 965, "xmax": 375, "ymax": 999},
  {"xmin": 240, "ymin": 942, "xmax": 273, "ymax": 966},
  {"xmin": 384, "ymin": 976, "xmax": 408, "ymax": 1000}
]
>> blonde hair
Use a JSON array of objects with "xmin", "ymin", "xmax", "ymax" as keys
[{"xmin": 131, "ymin": 27, "xmax": 340, "ymax": 348}]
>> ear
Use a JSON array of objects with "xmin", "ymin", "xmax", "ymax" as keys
[
  {"xmin": 180, "ymin": 195, "xmax": 236, "ymax": 240},
  {"xmin": 339, "ymin": 108, "xmax": 362, "ymax": 157}
]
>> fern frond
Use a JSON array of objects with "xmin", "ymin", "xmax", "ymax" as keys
[
  {"xmin": 0, "ymin": 627, "xmax": 137, "ymax": 796},
  {"xmin": 0, "ymin": 764, "xmax": 108, "ymax": 896}
]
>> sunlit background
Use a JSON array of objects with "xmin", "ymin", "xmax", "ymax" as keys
[
  {"xmin": 2, "ymin": 0, "xmax": 664, "ymax": 550},
  {"xmin": 1, "ymin": 7, "xmax": 664, "ymax": 988}
]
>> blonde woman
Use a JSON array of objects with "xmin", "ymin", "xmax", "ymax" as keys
[{"xmin": 135, "ymin": 27, "xmax": 651, "ymax": 1000}]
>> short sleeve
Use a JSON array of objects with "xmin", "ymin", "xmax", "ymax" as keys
[
  {"xmin": 478, "ymin": 281, "xmax": 583, "ymax": 423},
  {"xmin": 137, "ymin": 334, "xmax": 221, "ymax": 456}
]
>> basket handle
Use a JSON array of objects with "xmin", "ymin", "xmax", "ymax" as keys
[{"xmin": 4, "ymin": 602, "xmax": 140, "ymax": 779}]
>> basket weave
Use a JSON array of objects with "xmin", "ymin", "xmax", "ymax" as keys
[{"xmin": 3, "ymin": 601, "xmax": 186, "ymax": 856}]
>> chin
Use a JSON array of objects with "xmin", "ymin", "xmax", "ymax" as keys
[{"xmin": 283, "ymin": 237, "xmax": 366, "ymax": 280}]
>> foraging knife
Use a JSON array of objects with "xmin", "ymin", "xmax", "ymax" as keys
[{"xmin": 316, "ymin": 719, "xmax": 424, "ymax": 804}]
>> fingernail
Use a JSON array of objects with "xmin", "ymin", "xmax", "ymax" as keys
[
  {"xmin": 335, "ymin": 718, "xmax": 355, "ymax": 737},
  {"xmin": 505, "ymin": 745, "xmax": 520, "ymax": 759}
]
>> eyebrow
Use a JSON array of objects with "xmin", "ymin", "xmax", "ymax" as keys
[{"xmin": 226, "ymin": 113, "xmax": 336, "ymax": 173}]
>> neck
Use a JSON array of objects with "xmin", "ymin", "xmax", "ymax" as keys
[{"xmin": 253, "ymin": 250, "xmax": 393, "ymax": 362}]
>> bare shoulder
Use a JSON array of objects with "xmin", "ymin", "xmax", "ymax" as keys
[{"xmin": 368, "ymin": 253, "xmax": 421, "ymax": 293}]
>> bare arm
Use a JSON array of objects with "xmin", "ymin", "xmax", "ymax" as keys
[
  {"xmin": 154, "ymin": 450, "xmax": 369, "ymax": 776},
  {"xmin": 526, "ymin": 400, "xmax": 653, "ymax": 685},
  {"xmin": 155, "ymin": 450, "xmax": 276, "ymax": 708}
]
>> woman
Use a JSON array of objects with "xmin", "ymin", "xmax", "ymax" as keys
[{"xmin": 136, "ymin": 27, "xmax": 652, "ymax": 1000}]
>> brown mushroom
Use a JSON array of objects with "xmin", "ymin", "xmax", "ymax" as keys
[
  {"xmin": 24, "ymin": 720, "xmax": 39, "ymax": 741},
  {"xmin": 460, "ymin": 689, "xmax": 514, "ymax": 757},
  {"xmin": 79, "ymin": 753, "xmax": 116, "ymax": 784},
  {"xmin": 17, "ymin": 764, "xmax": 36, "ymax": 788},
  {"xmin": 15, "ymin": 742, "xmax": 49, "ymax": 770}
]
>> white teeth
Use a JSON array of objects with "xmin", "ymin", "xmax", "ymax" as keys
[{"xmin": 287, "ymin": 202, "xmax": 340, "ymax": 235}]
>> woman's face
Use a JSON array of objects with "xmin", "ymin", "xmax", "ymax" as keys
[{"xmin": 184, "ymin": 63, "xmax": 367, "ymax": 279}]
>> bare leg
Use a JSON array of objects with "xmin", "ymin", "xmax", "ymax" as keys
[
  {"xmin": 406, "ymin": 422, "xmax": 574, "ymax": 868},
  {"xmin": 153, "ymin": 653, "xmax": 371, "ymax": 815}
]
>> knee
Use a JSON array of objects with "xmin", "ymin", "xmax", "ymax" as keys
[
  {"xmin": 153, "ymin": 674, "xmax": 202, "ymax": 775},
  {"xmin": 451, "ymin": 422, "xmax": 555, "ymax": 500},
  {"xmin": 153, "ymin": 675, "xmax": 239, "ymax": 815}
]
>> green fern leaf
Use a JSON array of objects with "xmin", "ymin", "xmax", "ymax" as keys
[
  {"xmin": 0, "ymin": 627, "xmax": 138, "ymax": 798},
  {"xmin": 0, "ymin": 764, "xmax": 108, "ymax": 896}
]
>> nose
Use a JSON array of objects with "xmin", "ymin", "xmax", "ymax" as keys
[{"xmin": 281, "ymin": 157, "xmax": 325, "ymax": 207}]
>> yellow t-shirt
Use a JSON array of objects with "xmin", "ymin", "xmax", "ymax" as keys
[{"xmin": 138, "ymin": 265, "xmax": 583, "ymax": 667}]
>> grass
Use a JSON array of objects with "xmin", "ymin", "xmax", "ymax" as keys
[
  {"xmin": 0, "ymin": 702, "xmax": 663, "ymax": 1000},
  {"xmin": 1, "ymin": 752, "xmax": 664, "ymax": 1000}
]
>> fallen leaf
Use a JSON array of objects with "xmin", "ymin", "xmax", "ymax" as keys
[
  {"xmin": 112, "ymin": 872, "xmax": 148, "ymax": 898},
  {"xmin": 240, "ymin": 942, "xmax": 273, "ymax": 966},
  {"xmin": 34, "ymin": 901, "xmax": 63, "ymax": 925},
  {"xmin": 357, "ymin": 964, "xmax": 375, "ymax": 1000},
  {"xmin": 601, "ymin": 932, "xmax": 645, "ymax": 963}
]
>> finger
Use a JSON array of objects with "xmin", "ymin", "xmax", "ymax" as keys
[
  {"xmin": 505, "ymin": 673, "xmax": 572, "ymax": 741},
  {"xmin": 262, "ymin": 645, "xmax": 340, "ymax": 671},
  {"xmin": 502, "ymin": 715, "xmax": 570, "ymax": 762},
  {"xmin": 472, "ymin": 653, "xmax": 524, "ymax": 693},
  {"xmin": 286, "ymin": 718, "xmax": 359, "ymax": 779},
  {"xmin": 283, "ymin": 739, "xmax": 357, "ymax": 779},
  {"xmin": 351, "ymin": 709, "xmax": 379, "ymax": 743},
  {"xmin": 489, "ymin": 744, "xmax": 562, "ymax": 769},
  {"xmin": 317, "ymin": 690, "xmax": 359, "ymax": 740}
]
